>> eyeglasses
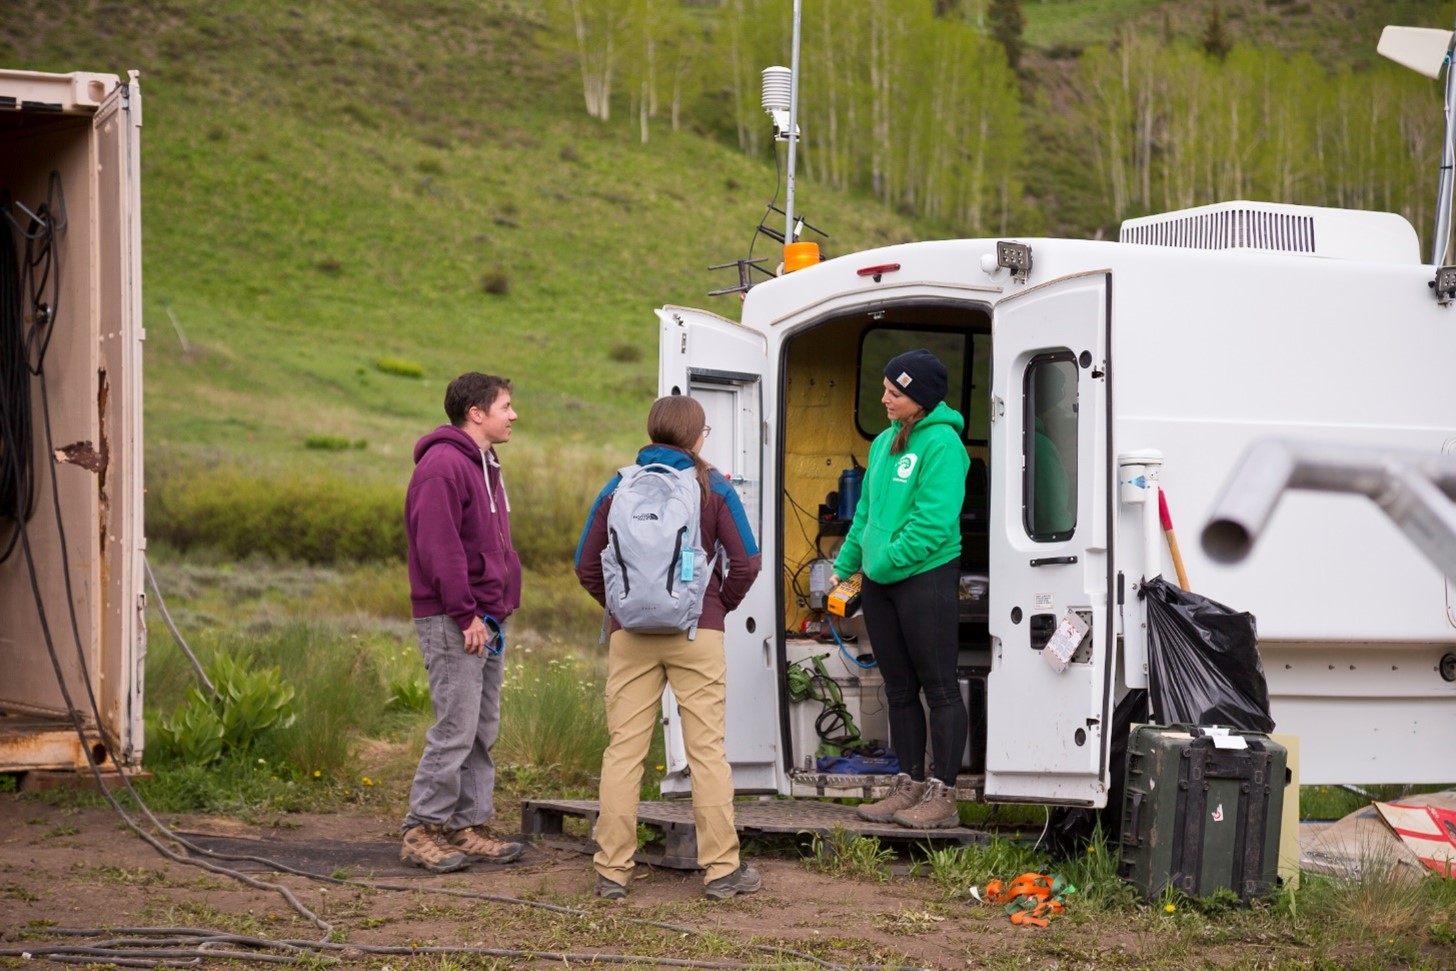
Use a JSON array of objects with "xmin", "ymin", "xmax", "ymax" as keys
[
  {"xmin": 702, "ymin": 425, "xmax": 712, "ymax": 439},
  {"xmin": 482, "ymin": 615, "xmax": 505, "ymax": 657}
]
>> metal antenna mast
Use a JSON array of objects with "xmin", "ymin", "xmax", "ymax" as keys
[{"xmin": 784, "ymin": 0, "xmax": 804, "ymax": 246}]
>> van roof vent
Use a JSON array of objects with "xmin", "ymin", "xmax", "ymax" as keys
[{"xmin": 1119, "ymin": 200, "xmax": 1421, "ymax": 264}]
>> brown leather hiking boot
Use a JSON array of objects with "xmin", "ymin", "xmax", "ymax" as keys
[
  {"xmin": 445, "ymin": 825, "xmax": 524, "ymax": 864},
  {"xmin": 891, "ymin": 778, "xmax": 960, "ymax": 829},
  {"xmin": 401, "ymin": 824, "xmax": 470, "ymax": 873},
  {"xmin": 855, "ymin": 773, "xmax": 926, "ymax": 823}
]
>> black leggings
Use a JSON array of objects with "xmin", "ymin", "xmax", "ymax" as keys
[{"xmin": 860, "ymin": 561, "xmax": 967, "ymax": 784}]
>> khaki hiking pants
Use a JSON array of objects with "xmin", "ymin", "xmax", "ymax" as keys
[{"xmin": 594, "ymin": 628, "xmax": 739, "ymax": 884}]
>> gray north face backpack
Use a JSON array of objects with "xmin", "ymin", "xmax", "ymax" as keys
[{"xmin": 601, "ymin": 463, "xmax": 714, "ymax": 638}]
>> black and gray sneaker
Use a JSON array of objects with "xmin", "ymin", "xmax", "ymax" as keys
[
  {"xmin": 704, "ymin": 862, "xmax": 762, "ymax": 901},
  {"xmin": 595, "ymin": 874, "xmax": 628, "ymax": 901}
]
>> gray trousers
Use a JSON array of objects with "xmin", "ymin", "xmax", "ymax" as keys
[{"xmin": 402, "ymin": 614, "xmax": 504, "ymax": 833}]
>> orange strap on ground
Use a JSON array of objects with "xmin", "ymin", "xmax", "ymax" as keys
[{"xmin": 982, "ymin": 872, "xmax": 1071, "ymax": 928}]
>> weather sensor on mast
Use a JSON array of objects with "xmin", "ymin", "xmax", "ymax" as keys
[
  {"xmin": 707, "ymin": 0, "xmax": 826, "ymax": 295},
  {"xmin": 1378, "ymin": 20, "xmax": 1456, "ymax": 301}
]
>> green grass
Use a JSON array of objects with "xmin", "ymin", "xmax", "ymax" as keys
[{"xmin": 495, "ymin": 652, "xmax": 609, "ymax": 787}]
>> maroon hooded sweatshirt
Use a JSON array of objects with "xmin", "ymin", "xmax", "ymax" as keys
[{"xmin": 405, "ymin": 424, "xmax": 522, "ymax": 630}]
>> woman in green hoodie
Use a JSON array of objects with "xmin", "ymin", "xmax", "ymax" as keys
[{"xmin": 832, "ymin": 349, "xmax": 970, "ymax": 829}]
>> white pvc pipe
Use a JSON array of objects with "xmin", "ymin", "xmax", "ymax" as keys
[{"xmin": 1202, "ymin": 439, "xmax": 1456, "ymax": 580}]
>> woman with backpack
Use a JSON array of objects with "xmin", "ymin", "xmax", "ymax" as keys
[
  {"xmin": 830, "ymin": 349, "xmax": 971, "ymax": 830},
  {"xmin": 574, "ymin": 394, "xmax": 763, "ymax": 901}
]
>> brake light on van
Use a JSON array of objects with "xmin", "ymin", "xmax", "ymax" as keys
[{"xmin": 856, "ymin": 262, "xmax": 900, "ymax": 280}]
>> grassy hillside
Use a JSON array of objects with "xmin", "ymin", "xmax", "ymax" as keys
[
  {"xmin": 2, "ymin": 1, "xmax": 937, "ymax": 482},
  {"xmin": 4, "ymin": 0, "xmax": 1455, "ymax": 486},
  {"xmin": 1022, "ymin": 0, "xmax": 1455, "ymax": 61}
]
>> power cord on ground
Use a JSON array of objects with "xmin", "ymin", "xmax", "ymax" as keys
[{"xmin": 143, "ymin": 554, "xmax": 217, "ymax": 697}]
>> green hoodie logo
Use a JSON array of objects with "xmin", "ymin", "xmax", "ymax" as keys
[{"xmin": 895, "ymin": 453, "xmax": 918, "ymax": 480}]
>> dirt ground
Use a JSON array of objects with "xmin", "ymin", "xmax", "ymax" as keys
[
  {"xmin": 7, "ymin": 789, "xmax": 1443, "ymax": 970},
  {"xmin": 0, "ymin": 789, "xmax": 1155, "ymax": 970}
]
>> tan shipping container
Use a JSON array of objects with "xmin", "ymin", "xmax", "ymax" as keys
[{"xmin": 0, "ymin": 69, "xmax": 144, "ymax": 775}]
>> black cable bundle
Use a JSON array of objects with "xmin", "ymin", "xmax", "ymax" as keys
[
  {"xmin": 0, "ymin": 191, "xmax": 33, "ymax": 562},
  {"xmin": 0, "ymin": 173, "xmax": 65, "ymax": 564}
]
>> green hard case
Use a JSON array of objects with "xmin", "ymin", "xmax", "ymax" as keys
[{"xmin": 1118, "ymin": 724, "xmax": 1287, "ymax": 901}]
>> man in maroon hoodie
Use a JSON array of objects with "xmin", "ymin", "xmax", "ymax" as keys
[{"xmin": 400, "ymin": 372, "xmax": 525, "ymax": 872}]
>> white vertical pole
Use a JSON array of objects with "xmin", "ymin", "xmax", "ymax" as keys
[
  {"xmin": 1435, "ymin": 20, "xmax": 1456, "ymax": 265},
  {"xmin": 784, "ymin": 0, "xmax": 803, "ymax": 245}
]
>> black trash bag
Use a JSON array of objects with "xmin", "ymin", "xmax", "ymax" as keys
[
  {"xmin": 1045, "ymin": 688, "xmax": 1148, "ymax": 860},
  {"xmin": 1141, "ymin": 575, "xmax": 1274, "ymax": 733}
]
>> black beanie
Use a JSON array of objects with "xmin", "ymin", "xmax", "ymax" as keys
[{"xmin": 884, "ymin": 349, "xmax": 948, "ymax": 411}]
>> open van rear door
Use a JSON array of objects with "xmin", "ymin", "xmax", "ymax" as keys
[
  {"xmin": 985, "ymin": 272, "xmax": 1114, "ymax": 807},
  {"xmin": 656, "ymin": 307, "xmax": 777, "ymax": 794}
]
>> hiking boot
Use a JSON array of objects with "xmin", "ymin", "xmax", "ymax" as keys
[
  {"xmin": 704, "ymin": 862, "xmax": 762, "ymax": 901},
  {"xmin": 891, "ymin": 778, "xmax": 960, "ymax": 829},
  {"xmin": 856, "ymin": 773, "xmax": 926, "ymax": 823},
  {"xmin": 595, "ymin": 874, "xmax": 628, "ymax": 901},
  {"xmin": 401, "ymin": 824, "xmax": 469, "ymax": 873},
  {"xmin": 444, "ymin": 825, "xmax": 524, "ymax": 864}
]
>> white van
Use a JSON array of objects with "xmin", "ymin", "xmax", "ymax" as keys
[{"xmin": 660, "ymin": 199, "xmax": 1456, "ymax": 808}]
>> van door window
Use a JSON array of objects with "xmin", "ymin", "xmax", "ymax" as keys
[
  {"xmin": 857, "ymin": 329, "xmax": 981, "ymax": 441},
  {"xmin": 1024, "ymin": 354, "xmax": 1077, "ymax": 540}
]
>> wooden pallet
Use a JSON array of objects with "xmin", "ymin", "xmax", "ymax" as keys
[{"xmin": 520, "ymin": 796, "xmax": 991, "ymax": 870}]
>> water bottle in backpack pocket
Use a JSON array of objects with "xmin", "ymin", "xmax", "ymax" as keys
[{"xmin": 601, "ymin": 463, "xmax": 716, "ymax": 639}]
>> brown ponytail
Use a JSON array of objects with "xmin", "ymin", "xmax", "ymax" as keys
[
  {"xmin": 647, "ymin": 394, "xmax": 713, "ymax": 501},
  {"xmin": 891, "ymin": 409, "xmax": 924, "ymax": 454}
]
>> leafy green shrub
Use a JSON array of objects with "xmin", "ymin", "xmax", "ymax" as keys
[
  {"xmin": 211, "ymin": 653, "xmax": 297, "ymax": 749},
  {"xmin": 147, "ymin": 445, "xmax": 621, "ymax": 569},
  {"xmin": 304, "ymin": 434, "xmax": 365, "ymax": 451},
  {"xmin": 148, "ymin": 619, "xmax": 396, "ymax": 780},
  {"xmin": 152, "ymin": 654, "xmax": 295, "ymax": 765},
  {"xmin": 912, "ymin": 833, "xmax": 1060, "ymax": 899},
  {"xmin": 514, "ymin": 563, "xmax": 603, "ymax": 640},
  {"xmin": 506, "ymin": 446, "xmax": 621, "ymax": 570},
  {"xmin": 152, "ymin": 688, "xmax": 226, "ymax": 765},
  {"xmin": 481, "ymin": 269, "xmax": 510, "ymax": 295},
  {"xmin": 147, "ymin": 464, "xmax": 406, "ymax": 563},
  {"xmin": 803, "ymin": 827, "xmax": 895, "ymax": 881},
  {"xmin": 387, "ymin": 676, "xmax": 431, "ymax": 713},
  {"xmin": 375, "ymin": 356, "xmax": 425, "ymax": 378}
]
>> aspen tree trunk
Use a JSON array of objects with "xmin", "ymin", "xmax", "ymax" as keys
[
  {"xmin": 567, "ymin": 0, "xmax": 615, "ymax": 121},
  {"xmin": 869, "ymin": 11, "xmax": 888, "ymax": 202}
]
